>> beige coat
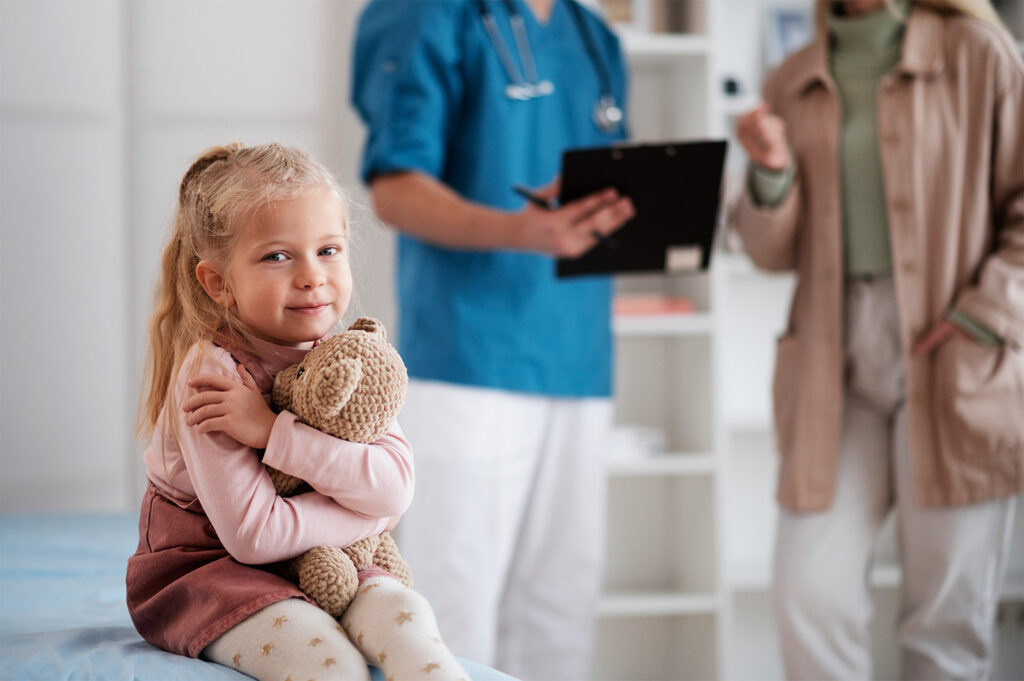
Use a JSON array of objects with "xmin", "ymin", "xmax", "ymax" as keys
[{"xmin": 734, "ymin": 6, "xmax": 1024, "ymax": 511}]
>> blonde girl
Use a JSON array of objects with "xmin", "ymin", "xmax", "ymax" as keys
[
  {"xmin": 126, "ymin": 142, "xmax": 467, "ymax": 681},
  {"xmin": 734, "ymin": 0, "xmax": 1022, "ymax": 679}
]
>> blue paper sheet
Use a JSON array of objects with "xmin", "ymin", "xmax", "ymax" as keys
[{"xmin": 0, "ymin": 513, "xmax": 513, "ymax": 681}]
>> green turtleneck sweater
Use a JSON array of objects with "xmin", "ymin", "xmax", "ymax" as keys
[
  {"xmin": 752, "ymin": 2, "xmax": 906, "ymax": 277},
  {"xmin": 830, "ymin": 4, "xmax": 905, "ymax": 275}
]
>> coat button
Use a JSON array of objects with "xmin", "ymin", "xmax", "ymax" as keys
[
  {"xmin": 901, "ymin": 260, "xmax": 918, "ymax": 275},
  {"xmin": 883, "ymin": 132, "xmax": 901, "ymax": 146},
  {"xmin": 892, "ymin": 197, "xmax": 911, "ymax": 212}
]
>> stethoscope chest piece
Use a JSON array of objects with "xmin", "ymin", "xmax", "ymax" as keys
[{"xmin": 594, "ymin": 94, "xmax": 623, "ymax": 133}]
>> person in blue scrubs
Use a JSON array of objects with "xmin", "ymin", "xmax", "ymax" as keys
[{"xmin": 352, "ymin": 1, "xmax": 633, "ymax": 678}]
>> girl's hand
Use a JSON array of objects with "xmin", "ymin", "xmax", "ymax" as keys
[
  {"xmin": 513, "ymin": 179, "xmax": 635, "ymax": 259},
  {"xmin": 183, "ymin": 365, "xmax": 277, "ymax": 449},
  {"xmin": 737, "ymin": 102, "xmax": 792, "ymax": 171}
]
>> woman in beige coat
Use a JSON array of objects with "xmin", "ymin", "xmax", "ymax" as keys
[{"xmin": 734, "ymin": 0, "xmax": 1023, "ymax": 678}]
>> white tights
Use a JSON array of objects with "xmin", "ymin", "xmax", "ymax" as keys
[{"xmin": 203, "ymin": 577, "xmax": 468, "ymax": 681}]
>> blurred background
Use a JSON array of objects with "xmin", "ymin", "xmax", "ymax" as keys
[{"xmin": 1, "ymin": 1, "xmax": 1022, "ymax": 678}]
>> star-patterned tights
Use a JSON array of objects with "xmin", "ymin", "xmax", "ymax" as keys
[{"xmin": 204, "ymin": 577, "xmax": 468, "ymax": 681}]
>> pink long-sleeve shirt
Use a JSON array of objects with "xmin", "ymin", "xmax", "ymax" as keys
[{"xmin": 144, "ymin": 334, "xmax": 414, "ymax": 566}]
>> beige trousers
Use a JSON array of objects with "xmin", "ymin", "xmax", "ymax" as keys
[{"xmin": 773, "ymin": 277, "xmax": 1017, "ymax": 681}]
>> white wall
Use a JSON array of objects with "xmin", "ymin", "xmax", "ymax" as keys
[
  {"xmin": 0, "ymin": 0, "xmax": 806, "ymax": 514},
  {"xmin": 0, "ymin": 0, "xmax": 394, "ymax": 512}
]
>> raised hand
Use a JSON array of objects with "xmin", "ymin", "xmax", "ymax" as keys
[{"xmin": 737, "ymin": 102, "xmax": 792, "ymax": 171}]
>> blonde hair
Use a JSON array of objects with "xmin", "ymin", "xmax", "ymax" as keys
[
  {"xmin": 139, "ymin": 142, "xmax": 347, "ymax": 437},
  {"xmin": 814, "ymin": 0, "xmax": 1007, "ymax": 34}
]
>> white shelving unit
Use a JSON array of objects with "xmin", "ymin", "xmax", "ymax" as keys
[
  {"xmin": 600, "ymin": 2, "xmax": 1024, "ymax": 679},
  {"xmin": 594, "ymin": 4, "xmax": 726, "ymax": 678}
]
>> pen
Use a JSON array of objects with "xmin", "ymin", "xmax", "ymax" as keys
[{"xmin": 513, "ymin": 184, "xmax": 555, "ymax": 211}]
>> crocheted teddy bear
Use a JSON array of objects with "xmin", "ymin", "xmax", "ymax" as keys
[{"xmin": 268, "ymin": 317, "xmax": 413, "ymax": 617}]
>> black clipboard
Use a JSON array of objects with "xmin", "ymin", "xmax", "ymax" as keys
[{"xmin": 556, "ymin": 140, "xmax": 727, "ymax": 278}]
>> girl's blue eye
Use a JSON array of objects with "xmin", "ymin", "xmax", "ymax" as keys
[
  {"xmin": 264, "ymin": 252, "xmax": 286, "ymax": 262},
  {"xmin": 319, "ymin": 246, "xmax": 340, "ymax": 257}
]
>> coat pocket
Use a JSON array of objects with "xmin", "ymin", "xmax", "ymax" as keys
[
  {"xmin": 934, "ymin": 335, "xmax": 1024, "ymax": 458},
  {"xmin": 772, "ymin": 334, "xmax": 801, "ymax": 458}
]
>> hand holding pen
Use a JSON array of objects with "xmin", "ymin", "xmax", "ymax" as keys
[{"xmin": 512, "ymin": 179, "xmax": 634, "ymax": 259}]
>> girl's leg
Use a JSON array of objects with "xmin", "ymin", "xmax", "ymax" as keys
[
  {"xmin": 892, "ymin": 405, "xmax": 1017, "ymax": 680},
  {"xmin": 202, "ymin": 598, "xmax": 369, "ymax": 681},
  {"xmin": 341, "ymin": 576, "xmax": 468, "ymax": 681},
  {"xmin": 773, "ymin": 394, "xmax": 893, "ymax": 680}
]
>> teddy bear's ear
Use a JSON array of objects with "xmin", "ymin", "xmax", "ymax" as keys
[
  {"xmin": 348, "ymin": 316, "xmax": 386, "ymax": 341},
  {"xmin": 272, "ymin": 365, "xmax": 299, "ymax": 412},
  {"xmin": 308, "ymin": 357, "xmax": 363, "ymax": 422}
]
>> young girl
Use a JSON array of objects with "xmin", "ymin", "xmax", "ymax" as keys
[{"xmin": 127, "ymin": 142, "xmax": 467, "ymax": 681}]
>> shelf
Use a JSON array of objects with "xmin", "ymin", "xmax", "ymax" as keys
[
  {"xmin": 607, "ymin": 452, "xmax": 717, "ymax": 477},
  {"xmin": 728, "ymin": 562, "xmax": 1024, "ymax": 601},
  {"xmin": 599, "ymin": 590, "xmax": 719, "ymax": 617},
  {"xmin": 727, "ymin": 561, "xmax": 901, "ymax": 593},
  {"xmin": 714, "ymin": 250, "xmax": 777, "ymax": 277},
  {"xmin": 613, "ymin": 311, "xmax": 713, "ymax": 336},
  {"xmin": 718, "ymin": 94, "xmax": 760, "ymax": 117},
  {"xmin": 727, "ymin": 415, "xmax": 773, "ymax": 435},
  {"xmin": 618, "ymin": 30, "xmax": 711, "ymax": 59}
]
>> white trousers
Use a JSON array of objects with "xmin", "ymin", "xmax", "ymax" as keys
[
  {"xmin": 774, "ymin": 277, "xmax": 1017, "ymax": 680},
  {"xmin": 395, "ymin": 379, "xmax": 612, "ymax": 681}
]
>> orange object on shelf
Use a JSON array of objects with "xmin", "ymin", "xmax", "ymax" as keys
[{"xmin": 613, "ymin": 295, "xmax": 696, "ymax": 315}]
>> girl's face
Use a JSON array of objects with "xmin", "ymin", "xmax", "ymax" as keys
[{"xmin": 217, "ymin": 190, "xmax": 352, "ymax": 347}]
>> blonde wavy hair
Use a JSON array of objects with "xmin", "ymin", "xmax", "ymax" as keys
[
  {"xmin": 814, "ymin": 0, "xmax": 1006, "ymax": 33},
  {"xmin": 139, "ymin": 142, "xmax": 347, "ymax": 438}
]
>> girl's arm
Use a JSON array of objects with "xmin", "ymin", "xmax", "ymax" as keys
[
  {"xmin": 261, "ymin": 415, "xmax": 415, "ymax": 520},
  {"xmin": 183, "ymin": 362, "xmax": 415, "ymax": 518},
  {"xmin": 174, "ymin": 345, "xmax": 389, "ymax": 565}
]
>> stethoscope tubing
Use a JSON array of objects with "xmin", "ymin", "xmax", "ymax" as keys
[{"xmin": 473, "ymin": 0, "xmax": 621, "ymax": 131}]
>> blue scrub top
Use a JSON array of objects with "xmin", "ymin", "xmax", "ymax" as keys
[{"xmin": 352, "ymin": 0, "xmax": 628, "ymax": 397}]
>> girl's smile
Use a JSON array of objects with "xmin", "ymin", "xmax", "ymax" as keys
[{"xmin": 287, "ymin": 302, "xmax": 331, "ymax": 315}]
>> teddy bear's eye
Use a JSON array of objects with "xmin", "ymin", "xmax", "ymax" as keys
[{"xmin": 296, "ymin": 367, "xmax": 305, "ymax": 379}]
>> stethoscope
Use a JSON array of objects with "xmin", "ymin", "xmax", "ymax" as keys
[{"xmin": 473, "ymin": 0, "xmax": 623, "ymax": 134}]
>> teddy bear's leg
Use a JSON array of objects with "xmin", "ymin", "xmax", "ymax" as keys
[
  {"xmin": 266, "ymin": 466, "xmax": 308, "ymax": 497},
  {"xmin": 372, "ymin": 532, "xmax": 414, "ymax": 589},
  {"xmin": 290, "ymin": 546, "xmax": 359, "ymax": 617},
  {"xmin": 341, "ymin": 535, "xmax": 381, "ymax": 572}
]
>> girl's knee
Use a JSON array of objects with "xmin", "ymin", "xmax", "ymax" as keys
[
  {"xmin": 345, "ymin": 578, "xmax": 433, "ymax": 617},
  {"xmin": 206, "ymin": 598, "xmax": 370, "ymax": 681}
]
